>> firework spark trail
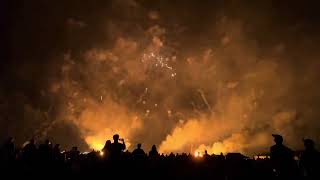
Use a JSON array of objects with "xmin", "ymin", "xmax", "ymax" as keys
[
  {"xmin": 197, "ymin": 89, "xmax": 213, "ymax": 113},
  {"xmin": 141, "ymin": 52, "xmax": 177, "ymax": 77},
  {"xmin": 136, "ymin": 52, "xmax": 178, "ymax": 118},
  {"xmin": 136, "ymin": 87, "xmax": 148, "ymax": 104}
]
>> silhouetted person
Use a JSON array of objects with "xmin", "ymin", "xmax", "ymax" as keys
[
  {"xmin": 132, "ymin": 143, "xmax": 146, "ymax": 160},
  {"xmin": 53, "ymin": 144, "xmax": 63, "ymax": 162},
  {"xmin": 123, "ymin": 150, "xmax": 131, "ymax": 161},
  {"xmin": 270, "ymin": 134, "xmax": 296, "ymax": 178},
  {"xmin": 203, "ymin": 150, "xmax": 210, "ymax": 160},
  {"xmin": 102, "ymin": 140, "xmax": 112, "ymax": 159},
  {"xmin": 22, "ymin": 138, "xmax": 37, "ymax": 164},
  {"xmin": 149, "ymin": 145, "xmax": 159, "ymax": 160},
  {"xmin": 68, "ymin": 146, "xmax": 80, "ymax": 162},
  {"xmin": 38, "ymin": 139, "xmax": 53, "ymax": 163},
  {"xmin": 1, "ymin": 137, "xmax": 15, "ymax": 163},
  {"xmin": 300, "ymin": 139, "xmax": 320, "ymax": 178},
  {"xmin": 109, "ymin": 134, "xmax": 126, "ymax": 160},
  {"xmin": 87, "ymin": 149, "xmax": 97, "ymax": 161}
]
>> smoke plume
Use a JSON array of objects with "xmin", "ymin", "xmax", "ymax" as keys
[{"xmin": 3, "ymin": 0, "xmax": 320, "ymax": 154}]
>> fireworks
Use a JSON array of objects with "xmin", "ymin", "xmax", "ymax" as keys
[
  {"xmin": 136, "ymin": 52, "xmax": 177, "ymax": 122},
  {"xmin": 141, "ymin": 52, "xmax": 177, "ymax": 78}
]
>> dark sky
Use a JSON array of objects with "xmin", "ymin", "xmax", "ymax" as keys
[{"xmin": 1, "ymin": 0, "xmax": 320, "ymax": 153}]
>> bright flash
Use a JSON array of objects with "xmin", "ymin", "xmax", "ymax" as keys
[
  {"xmin": 194, "ymin": 152, "xmax": 203, "ymax": 158},
  {"xmin": 100, "ymin": 151, "xmax": 104, "ymax": 156}
]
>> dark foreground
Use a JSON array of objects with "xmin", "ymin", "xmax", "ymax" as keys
[
  {"xmin": 1, "ymin": 135, "xmax": 320, "ymax": 179},
  {"xmin": 0, "ymin": 152, "xmax": 282, "ymax": 179},
  {"xmin": 1, "ymin": 150, "xmax": 319, "ymax": 180}
]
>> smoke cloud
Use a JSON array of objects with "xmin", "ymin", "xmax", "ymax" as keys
[{"xmin": 3, "ymin": 0, "xmax": 320, "ymax": 154}]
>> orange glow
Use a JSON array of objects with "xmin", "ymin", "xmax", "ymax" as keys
[
  {"xmin": 100, "ymin": 151, "xmax": 104, "ymax": 156},
  {"xmin": 86, "ymin": 135, "xmax": 132, "ymax": 151},
  {"xmin": 85, "ymin": 136, "xmax": 105, "ymax": 150},
  {"xmin": 194, "ymin": 151, "xmax": 203, "ymax": 158},
  {"xmin": 195, "ymin": 143, "xmax": 227, "ymax": 155},
  {"xmin": 76, "ymin": 99, "xmax": 141, "ymax": 151}
]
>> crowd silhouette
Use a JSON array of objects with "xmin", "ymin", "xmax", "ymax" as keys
[{"xmin": 1, "ymin": 134, "xmax": 319, "ymax": 179}]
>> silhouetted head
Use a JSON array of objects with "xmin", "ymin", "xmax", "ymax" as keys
[
  {"xmin": 152, "ymin": 145, "xmax": 157, "ymax": 151},
  {"xmin": 205, "ymin": 150, "xmax": 208, "ymax": 155},
  {"xmin": 137, "ymin": 143, "xmax": 142, "ymax": 149},
  {"xmin": 272, "ymin": 134, "xmax": 283, "ymax": 145},
  {"xmin": 29, "ymin": 138, "xmax": 35, "ymax": 144},
  {"xmin": 104, "ymin": 140, "xmax": 112, "ymax": 150},
  {"xmin": 54, "ymin": 144, "xmax": 60, "ymax": 149},
  {"xmin": 303, "ymin": 139, "xmax": 315, "ymax": 150},
  {"xmin": 113, "ymin": 134, "xmax": 119, "ymax": 142},
  {"xmin": 105, "ymin": 140, "xmax": 111, "ymax": 145},
  {"xmin": 72, "ymin": 146, "xmax": 78, "ymax": 151}
]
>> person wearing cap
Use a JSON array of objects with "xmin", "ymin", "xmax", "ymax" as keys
[
  {"xmin": 270, "ymin": 134, "xmax": 297, "ymax": 178},
  {"xmin": 299, "ymin": 138, "xmax": 320, "ymax": 178}
]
